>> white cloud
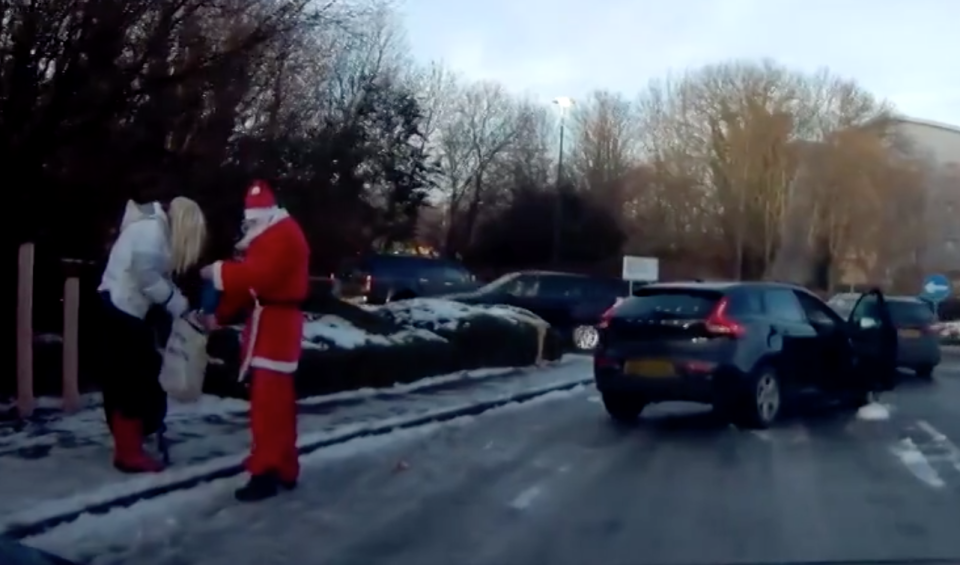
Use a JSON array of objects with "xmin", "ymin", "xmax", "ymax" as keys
[{"xmin": 401, "ymin": 0, "xmax": 960, "ymax": 124}]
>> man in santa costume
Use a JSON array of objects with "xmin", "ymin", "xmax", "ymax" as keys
[{"xmin": 200, "ymin": 180, "xmax": 309, "ymax": 502}]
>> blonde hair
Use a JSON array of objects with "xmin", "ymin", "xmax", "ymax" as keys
[{"xmin": 168, "ymin": 196, "xmax": 207, "ymax": 274}]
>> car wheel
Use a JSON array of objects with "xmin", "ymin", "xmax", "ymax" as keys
[
  {"xmin": 915, "ymin": 364, "xmax": 934, "ymax": 379},
  {"xmin": 735, "ymin": 368, "xmax": 782, "ymax": 429},
  {"xmin": 601, "ymin": 393, "xmax": 646, "ymax": 424},
  {"xmin": 572, "ymin": 325, "xmax": 600, "ymax": 351}
]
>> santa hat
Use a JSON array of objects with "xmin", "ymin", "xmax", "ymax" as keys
[{"xmin": 244, "ymin": 180, "xmax": 278, "ymax": 220}]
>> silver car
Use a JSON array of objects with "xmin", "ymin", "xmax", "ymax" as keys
[{"xmin": 830, "ymin": 293, "xmax": 941, "ymax": 378}]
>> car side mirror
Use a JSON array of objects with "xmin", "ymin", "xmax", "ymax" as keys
[{"xmin": 858, "ymin": 317, "xmax": 879, "ymax": 329}]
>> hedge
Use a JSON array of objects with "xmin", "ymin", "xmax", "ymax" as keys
[{"xmin": 204, "ymin": 297, "xmax": 562, "ymax": 399}]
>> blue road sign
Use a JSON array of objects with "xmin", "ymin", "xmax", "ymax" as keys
[{"xmin": 920, "ymin": 274, "xmax": 952, "ymax": 303}]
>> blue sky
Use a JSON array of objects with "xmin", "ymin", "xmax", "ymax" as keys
[{"xmin": 401, "ymin": 0, "xmax": 960, "ymax": 125}]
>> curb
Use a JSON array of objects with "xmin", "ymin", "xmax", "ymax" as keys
[{"xmin": 1, "ymin": 376, "xmax": 593, "ymax": 540}]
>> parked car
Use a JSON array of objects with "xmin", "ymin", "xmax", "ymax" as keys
[
  {"xmin": 334, "ymin": 254, "xmax": 480, "ymax": 304},
  {"xmin": 853, "ymin": 295, "xmax": 941, "ymax": 378},
  {"xmin": 594, "ymin": 281, "xmax": 898, "ymax": 429},
  {"xmin": 443, "ymin": 271, "xmax": 630, "ymax": 351},
  {"xmin": 829, "ymin": 293, "xmax": 941, "ymax": 377}
]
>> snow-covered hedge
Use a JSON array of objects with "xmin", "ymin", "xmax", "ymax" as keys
[
  {"xmin": 204, "ymin": 298, "xmax": 561, "ymax": 399},
  {"xmin": 936, "ymin": 320, "xmax": 960, "ymax": 344}
]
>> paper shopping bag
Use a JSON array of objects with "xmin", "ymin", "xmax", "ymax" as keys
[{"xmin": 159, "ymin": 317, "xmax": 208, "ymax": 403}]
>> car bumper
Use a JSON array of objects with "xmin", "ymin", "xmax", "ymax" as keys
[
  {"xmin": 594, "ymin": 367, "xmax": 735, "ymax": 404},
  {"xmin": 896, "ymin": 338, "xmax": 941, "ymax": 368}
]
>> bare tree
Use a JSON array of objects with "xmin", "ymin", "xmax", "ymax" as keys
[
  {"xmin": 568, "ymin": 90, "xmax": 637, "ymax": 201},
  {"xmin": 635, "ymin": 60, "xmax": 891, "ymax": 280},
  {"xmin": 433, "ymin": 80, "xmax": 521, "ymax": 253}
]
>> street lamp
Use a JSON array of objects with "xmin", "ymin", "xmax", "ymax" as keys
[{"xmin": 552, "ymin": 96, "xmax": 573, "ymax": 265}]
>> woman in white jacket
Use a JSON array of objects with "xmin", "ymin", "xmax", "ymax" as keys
[{"xmin": 98, "ymin": 197, "xmax": 206, "ymax": 472}]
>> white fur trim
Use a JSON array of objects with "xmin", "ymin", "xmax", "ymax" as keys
[
  {"xmin": 236, "ymin": 209, "xmax": 289, "ymax": 251},
  {"xmin": 250, "ymin": 357, "xmax": 298, "ymax": 373},
  {"xmin": 211, "ymin": 261, "xmax": 224, "ymax": 291},
  {"xmin": 238, "ymin": 297, "xmax": 261, "ymax": 382},
  {"xmin": 244, "ymin": 206, "xmax": 279, "ymax": 221}
]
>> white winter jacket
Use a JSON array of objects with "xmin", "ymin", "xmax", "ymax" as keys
[{"xmin": 98, "ymin": 201, "xmax": 189, "ymax": 320}]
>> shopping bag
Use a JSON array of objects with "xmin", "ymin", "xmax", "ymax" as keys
[{"xmin": 159, "ymin": 316, "xmax": 208, "ymax": 403}]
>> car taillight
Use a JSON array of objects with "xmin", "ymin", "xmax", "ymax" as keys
[
  {"xmin": 362, "ymin": 274, "xmax": 372, "ymax": 293},
  {"xmin": 597, "ymin": 298, "xmax": 624, "ymax": 329},
  {"xmin": 705, "ymin": 297, "xmax": 745, "ymax": 337}
]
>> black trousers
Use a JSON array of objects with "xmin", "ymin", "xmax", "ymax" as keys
[{"xmin": 96, "ymin": 293, "xmax": 168, "ymax": 436}]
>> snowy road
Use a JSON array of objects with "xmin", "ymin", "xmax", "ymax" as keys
[{"xmin": 25, "ymin": 358, "xmax": 960, "ymax": 565}]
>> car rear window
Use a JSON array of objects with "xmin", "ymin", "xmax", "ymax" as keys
[
  {"xmin": 613, "ymin": 289, "xmax": 722, "ymax": 320},
  {"xmin": 888, "ymin": 300, "xmax": 935, "ymax": 326}
]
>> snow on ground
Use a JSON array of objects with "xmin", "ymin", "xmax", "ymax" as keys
[
  {"xmin": 377, "ymin": 298, "xmax": 546, "ymax": 332},
  {"xmin": 857, "ymin": 402, "xmax": 892, "ymax": 421},
  {"xmin": 0, "ymin": 356, "xmax": 591, "ymax": 520},
  {"xmin": 22, "ymin": 384, "xmax": 590, "ymax": 562}
]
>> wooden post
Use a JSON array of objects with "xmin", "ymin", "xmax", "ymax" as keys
[
  {"xmin": 62, "ymin": 276, "xmax": 81, "ymax": 412},
  {"xmin": 17, "ymin": 242, "xmax": 35, "ymax": 418}
]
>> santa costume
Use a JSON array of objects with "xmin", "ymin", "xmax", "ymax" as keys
[{"xmin": 208, "ymin": 180, "xmax": 310, "ymax": 501}]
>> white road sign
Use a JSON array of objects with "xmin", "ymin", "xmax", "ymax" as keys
[{"xmin": 622, "ymin": 256, "xmax": 659, "ymax": 282}]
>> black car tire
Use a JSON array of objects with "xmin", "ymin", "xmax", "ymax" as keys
[
  {"xmin": 915, "ymin": 364, "xmax": 934, "ymax": 379},
  {"xmin": 733, "ymin": 368, "xmax": 782, "ymax": 430},
  {"xmin": 601, "ymin": 393, "xmax": 646, "ymax": 424}
]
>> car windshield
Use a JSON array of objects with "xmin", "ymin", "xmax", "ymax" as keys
[
  {"xmin": 475, "ymin": 272, "xmax": 522, "ymax": 293},
  {"xmin": 827, "ymin": 294, "xmax": 861, "ymax": 317}
]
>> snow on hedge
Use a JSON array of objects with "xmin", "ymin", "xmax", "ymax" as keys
[
  {"xmin": 376, "ymin": 298, "xmax": 547, "ymax": 332},
  {"xmin": 231, "ymin": 298, "xmax": 548, "ymax": 352},
  {"xmin": 937, "ymin": 320, "xmax": 960, "ymax": 338},
  {"xmin": 301, "ymin": 314, "xmax": 443, "ymax": 351}
]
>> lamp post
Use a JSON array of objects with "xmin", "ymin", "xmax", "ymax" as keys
[{"xmin": 552, "ymin": 96, "xmax": 573, "ymax": 265}]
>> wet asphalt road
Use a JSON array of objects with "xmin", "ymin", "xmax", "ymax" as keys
[{"xmin": 30, "ymin": 353, "xmax": 960, "ymax": 565}]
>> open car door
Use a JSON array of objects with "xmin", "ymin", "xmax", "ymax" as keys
[{"xmin": 846, "ymin": 289, "xmax": 898, "ymax": 393}]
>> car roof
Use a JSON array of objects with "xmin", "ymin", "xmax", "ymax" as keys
[
  {"xmin": 362, "ymin": 254, "xmax": 455, "ymax": 264},
  {"xmin": 640, "ymin": 280, "xmax": 810, "ymax": 293},
  {"xmin": 515, "ymin": 270, "xmax": 623, "ymax": 281},
  {"xmin": 887, "ymin": 296, "xmax": 927, "ymax": 304}
]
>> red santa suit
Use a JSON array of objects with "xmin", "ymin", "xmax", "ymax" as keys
[{"xmin": 210, "ymin": 181, "xmax": 309, "ymax": 487}]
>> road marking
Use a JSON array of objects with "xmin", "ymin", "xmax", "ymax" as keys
[
  {"xmin": 916, "ymin": 420, "xmax": 947, "ymax": 442},
  {"xmin": 916, "ymin": 420, "xmax": 960, "ymax": 473},
  {"xmin": 890, "ymin": 437, "xmax": 946, "ymax": 488},
  {"xmin": 509, "ymin": 484, "xmax": 543, "ymax": 510}
]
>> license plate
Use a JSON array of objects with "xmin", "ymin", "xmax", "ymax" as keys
[
  {"xmin": 899, "ymin": 329, "xmax": 921, "ymax": 338},
  {"xmin": 624, "ymin": 359, "xmax": 675, "ymax": 378}
]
